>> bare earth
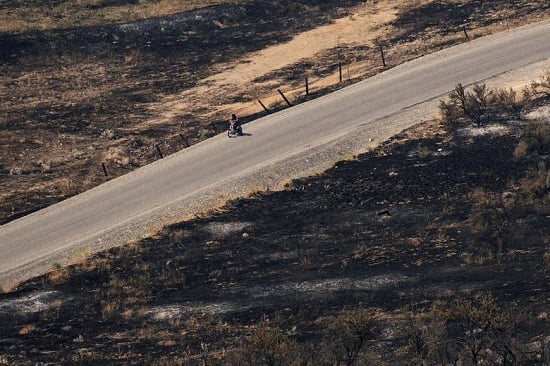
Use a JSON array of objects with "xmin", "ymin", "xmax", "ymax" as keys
[{"xmin": 0, "ymin": 1, "xmax": 549, "ymax": 364}]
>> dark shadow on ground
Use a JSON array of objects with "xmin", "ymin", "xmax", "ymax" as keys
[
  {"xmin": 1, "ymin": 120, "xmax": 547, "ymax": 363},
  {"xmin": 388, "ymin": 0, "xmax": 549, "ymax": 44}
]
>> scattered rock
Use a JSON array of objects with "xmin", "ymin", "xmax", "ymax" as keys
[
  {"xmin": 9, "ymin": 167, "xmax": 22, "ymax": 175},
  {"xmin": 101, "ymin": 129, "xmax": 117, "ymax": 140},
  {"xmin": 40, "ymin": 162, "xmax": 51, "ymax": 172},
  {"xmin": 72, "ymin": 150, "xmax": 86, "ymax": 160}
]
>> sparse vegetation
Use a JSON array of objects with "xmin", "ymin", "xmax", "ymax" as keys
[
  {"xmin": 531, "ymin": 68, "xmax": 550, "ymax": 99},
  {"xmin": 515, "ymin": 121, "xmax": 550, "ymax": 158},
  {"xmin": 467, "ymin": 189, "xmax": 510, "ymax": 264},
  {"xmin": 439, "ymin": 83, "xmax": 533, "ymax": 129},
  {"xmin": 402, "ymin": 294, "xmax": 528, "ymax": 365},
  {"xmin": 0, "ymin": 1, "xmax": 549, "ymax": 364},
  {"xmin": 225, "ymin": 316, "xmax": 305, "ymax": 366},
  {"xmin": 320, "ymin": 308, "xmax": 378, "ymax": 366},
  {"xmin": 0, "ymin": 90, "xmax": 548, "ymax": 363}
]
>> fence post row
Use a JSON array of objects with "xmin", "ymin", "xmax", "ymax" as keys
[{"xmin": 99, "ymin": 29, "xmax": 482, "ymax": 175}]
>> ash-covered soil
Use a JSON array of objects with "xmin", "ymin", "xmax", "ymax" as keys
[
  {"xmin": 1, "ymin": 2, "xmax": 549, "ymax": 363},
  {"xmin": 0, "ymin": 111, "xmax": 547, "ymax": 364}
]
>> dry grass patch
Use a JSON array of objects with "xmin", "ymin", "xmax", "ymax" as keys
[
  {"xmin": 18, "ymin": 324, "xmax": 36, "ymax": 336},
  {"xmin": 0, "ymin": 0, "xmax": 246, "ymax": 32}
]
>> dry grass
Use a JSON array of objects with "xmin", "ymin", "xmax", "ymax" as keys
[
  {"xmin": 0, "ymin": 0, "xmax": 244, "ymax": 33},
  {"xmin": 0, "ymin": 2, "xmax": 549, "ymax": 363}
]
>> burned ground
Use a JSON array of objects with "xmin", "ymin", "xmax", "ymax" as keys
[
  {"xmin": 0, "ymin": 113, "xmax": 548, "ymax": 364},
  {"xmin": 0, "ymin": 1, "xmax": 549, "ymax": 364}
]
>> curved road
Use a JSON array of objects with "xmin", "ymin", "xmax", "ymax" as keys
[{"xmin": 1, "ymin": 20, "xmax": 549, "ymax": 283}]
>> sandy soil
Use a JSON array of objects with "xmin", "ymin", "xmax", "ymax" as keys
[{"xmin": 147, "ymin": 2, "xmax": 397, "ymax": 124}]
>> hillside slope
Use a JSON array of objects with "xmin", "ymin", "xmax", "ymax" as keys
[{"xmin": 1, "ymin": 0, "xmax": 549, "ymax": 224}]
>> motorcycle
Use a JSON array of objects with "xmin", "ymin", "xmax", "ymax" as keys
[{"xmin": 228, "ymin": 123, "xmax": 243, "ymax": 138}]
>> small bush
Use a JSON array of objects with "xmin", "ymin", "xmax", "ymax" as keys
[
  {"xmin": 531, "ymin": 68, "xmax": 550, "ymax": 98},
  {"xmin": 224, "ymin": 316, "xmax": 306, "ymax": 366},
  {"xmin": 494, "ymin": 87, "xmax": 530, "ymax": 119},
  {"xmin": 439, "ymin": 97, "xmax": 462, "ymax": 130},
  {"xmin": 514, "ymin": 121, "xmax": 550, "ymax": 158},
  {"xmin": 467, "ymin": 189, "xmax": 507, "ymax": 263},
  {"xmin": 57, "ymin": 178, "xmax": 80, "ymax": 197},
  {"xmin": 320, "ymin": 308, "xmax": 378, "ymax": 366},
  {"xmin": 442, "ymin": 293, "xmax": 524, "ymax": 365},
  {"xmin": 400, "ymin": 305, "xmax": 446, "ymax": 365},
  {"xmin": 403, "ymin": 294, "xmax": 527, "ymax": 365},
  {"xmin": 521, "ymin": 162, "xmax": 550, "ymax": 203},
  {"xmin": 440, "ymin": 83, "xmax": 495, "ymax": 128},
  {"xmin": 440, "ymin": 83, "xmax": 533, "ymax": 129}
]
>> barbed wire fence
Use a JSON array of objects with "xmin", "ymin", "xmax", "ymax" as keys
[{"xmin": 100, "ymin": 25, "xmax": 473, "ymax": 177}]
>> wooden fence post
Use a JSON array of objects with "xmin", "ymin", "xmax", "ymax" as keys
[
  {"xmin": 258, "ymin": 99, "xmax": 270, "ymax": 114},
  {"xmin": 278, "ymin": 89, "xmax": 292, "ymax": 107},
  {"xmin": 462, "ymin": 26, "xmax": 470, "ymax": 40},
  {"xmin": 156, "ymin": 144, "xmax": 164, "ymax": 159},
  {"xmin": 379, "ymin": 45, "xmax": 386, "ymax": 68},
  {"xmin": 179, "ymin": 133, "xmax": 189, "ymax": 147},
  {"xmin": 101, "ymin": 163, "xmax": 108, "ymax": 177},
  {"xmin": 305, "ymin": 77, "xmax": 309, "ymax": 96}
]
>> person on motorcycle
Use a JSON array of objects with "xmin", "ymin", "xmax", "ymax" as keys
[{"xmin": 229, "ymin": 113, "xmax": 243, "ymax": 135}]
